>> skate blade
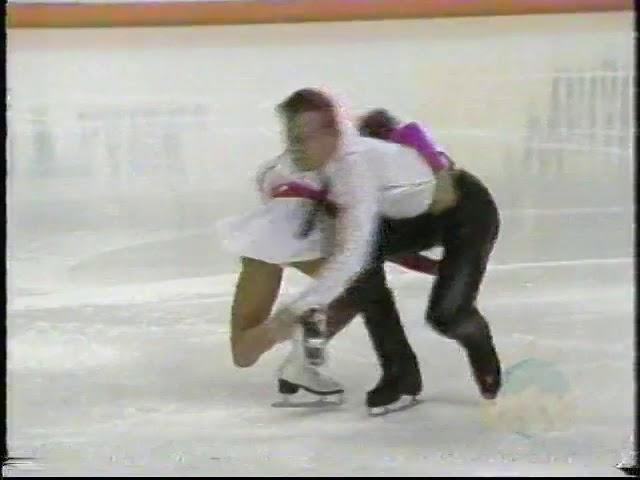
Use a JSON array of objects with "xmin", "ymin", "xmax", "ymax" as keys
[
  {"xmin": 271, "ymin": 397, "xmax": 344, "ymax": 409},
  {"xmin": 616, "ymin": 463, "xmax": 639, "ymax": 476},
  {"xmin": 368, "ymin": 396, "xmax": 423, "ymax": 417}
]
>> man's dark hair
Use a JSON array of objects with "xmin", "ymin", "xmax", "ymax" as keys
[
  {"xmin": 277, "ymin": 88, "xmax": 338, "ymax": 130},
  {"xmin": 358, "ymin": 109, "xmax": 400, "ymax": 140}
]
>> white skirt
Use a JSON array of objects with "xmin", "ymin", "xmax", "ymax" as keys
[{"xmin": 216, "ymin": 198, "xmax": 329, "ymax": 264}]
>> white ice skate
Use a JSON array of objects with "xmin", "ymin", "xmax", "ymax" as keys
[
  {"xmin": 300, "ymin": 308, "xmax": 329, "ymax": 367},
  {"xmin": 272, "ymin": 324, "xmax": 345, "ymax": 408}
]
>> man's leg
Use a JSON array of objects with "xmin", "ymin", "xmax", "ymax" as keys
[
  {"xmin": 343, "ymin": 264, "xmax": 422, "ymax": 409},
  {"xmin": 295, "ymin": 257, "xmax": 422, "ymax": 409},
  {"xmin": 425, "ymin": 240, "xmax": 501, "ymax": 399},
  {"xmin": 424, "ymin": 175, "xmax": 502, "ymax": 399}
]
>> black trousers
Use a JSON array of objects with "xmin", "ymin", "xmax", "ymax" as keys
[{"xmin": 340, "ymin": 170, "xmax": 500, "ymax": 375}]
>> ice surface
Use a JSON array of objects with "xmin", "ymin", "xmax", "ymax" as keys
[{"xmin": 6, "ymin": 12, "xmax": 634, "ymax": 476}]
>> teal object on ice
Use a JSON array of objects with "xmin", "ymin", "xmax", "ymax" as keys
[{"xmin": 502, "ymin": 358, "xmax": 570, "ymax": 396}]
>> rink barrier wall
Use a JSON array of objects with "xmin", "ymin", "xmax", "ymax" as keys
[{"xmin": 7, "ymin": 0, "xmax": 634, "ymax": 29}]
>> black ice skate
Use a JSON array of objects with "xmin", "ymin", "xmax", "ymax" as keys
[
  {"xmin": 367, "ymin": 352, "xmax": 423, "ymax": 416},
  {"xmin": 454, "ymin": 318, "xmax": 501, "ymax": 400}
]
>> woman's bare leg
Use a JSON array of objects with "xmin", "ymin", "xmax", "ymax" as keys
[
  {"xmin": 230, "ymin": 256, "xmax": 360, "ymax": 367},
  {"xmin": 230, "ymin": 257, "xmax": 284, "ymax": 367}
]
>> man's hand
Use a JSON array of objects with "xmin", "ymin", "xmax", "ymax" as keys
[{"xmin": 267, "ymin": 305, "xmax": 300, "ymax": 343}]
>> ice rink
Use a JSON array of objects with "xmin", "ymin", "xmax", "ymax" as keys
[{"xmin": 6, "ymin": 11, "xmax": 635, "ymax": 476}]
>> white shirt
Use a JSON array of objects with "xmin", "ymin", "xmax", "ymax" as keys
[{"xmin": 287, "ymin": 133, "xmax": 437, "ymax": 314}]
